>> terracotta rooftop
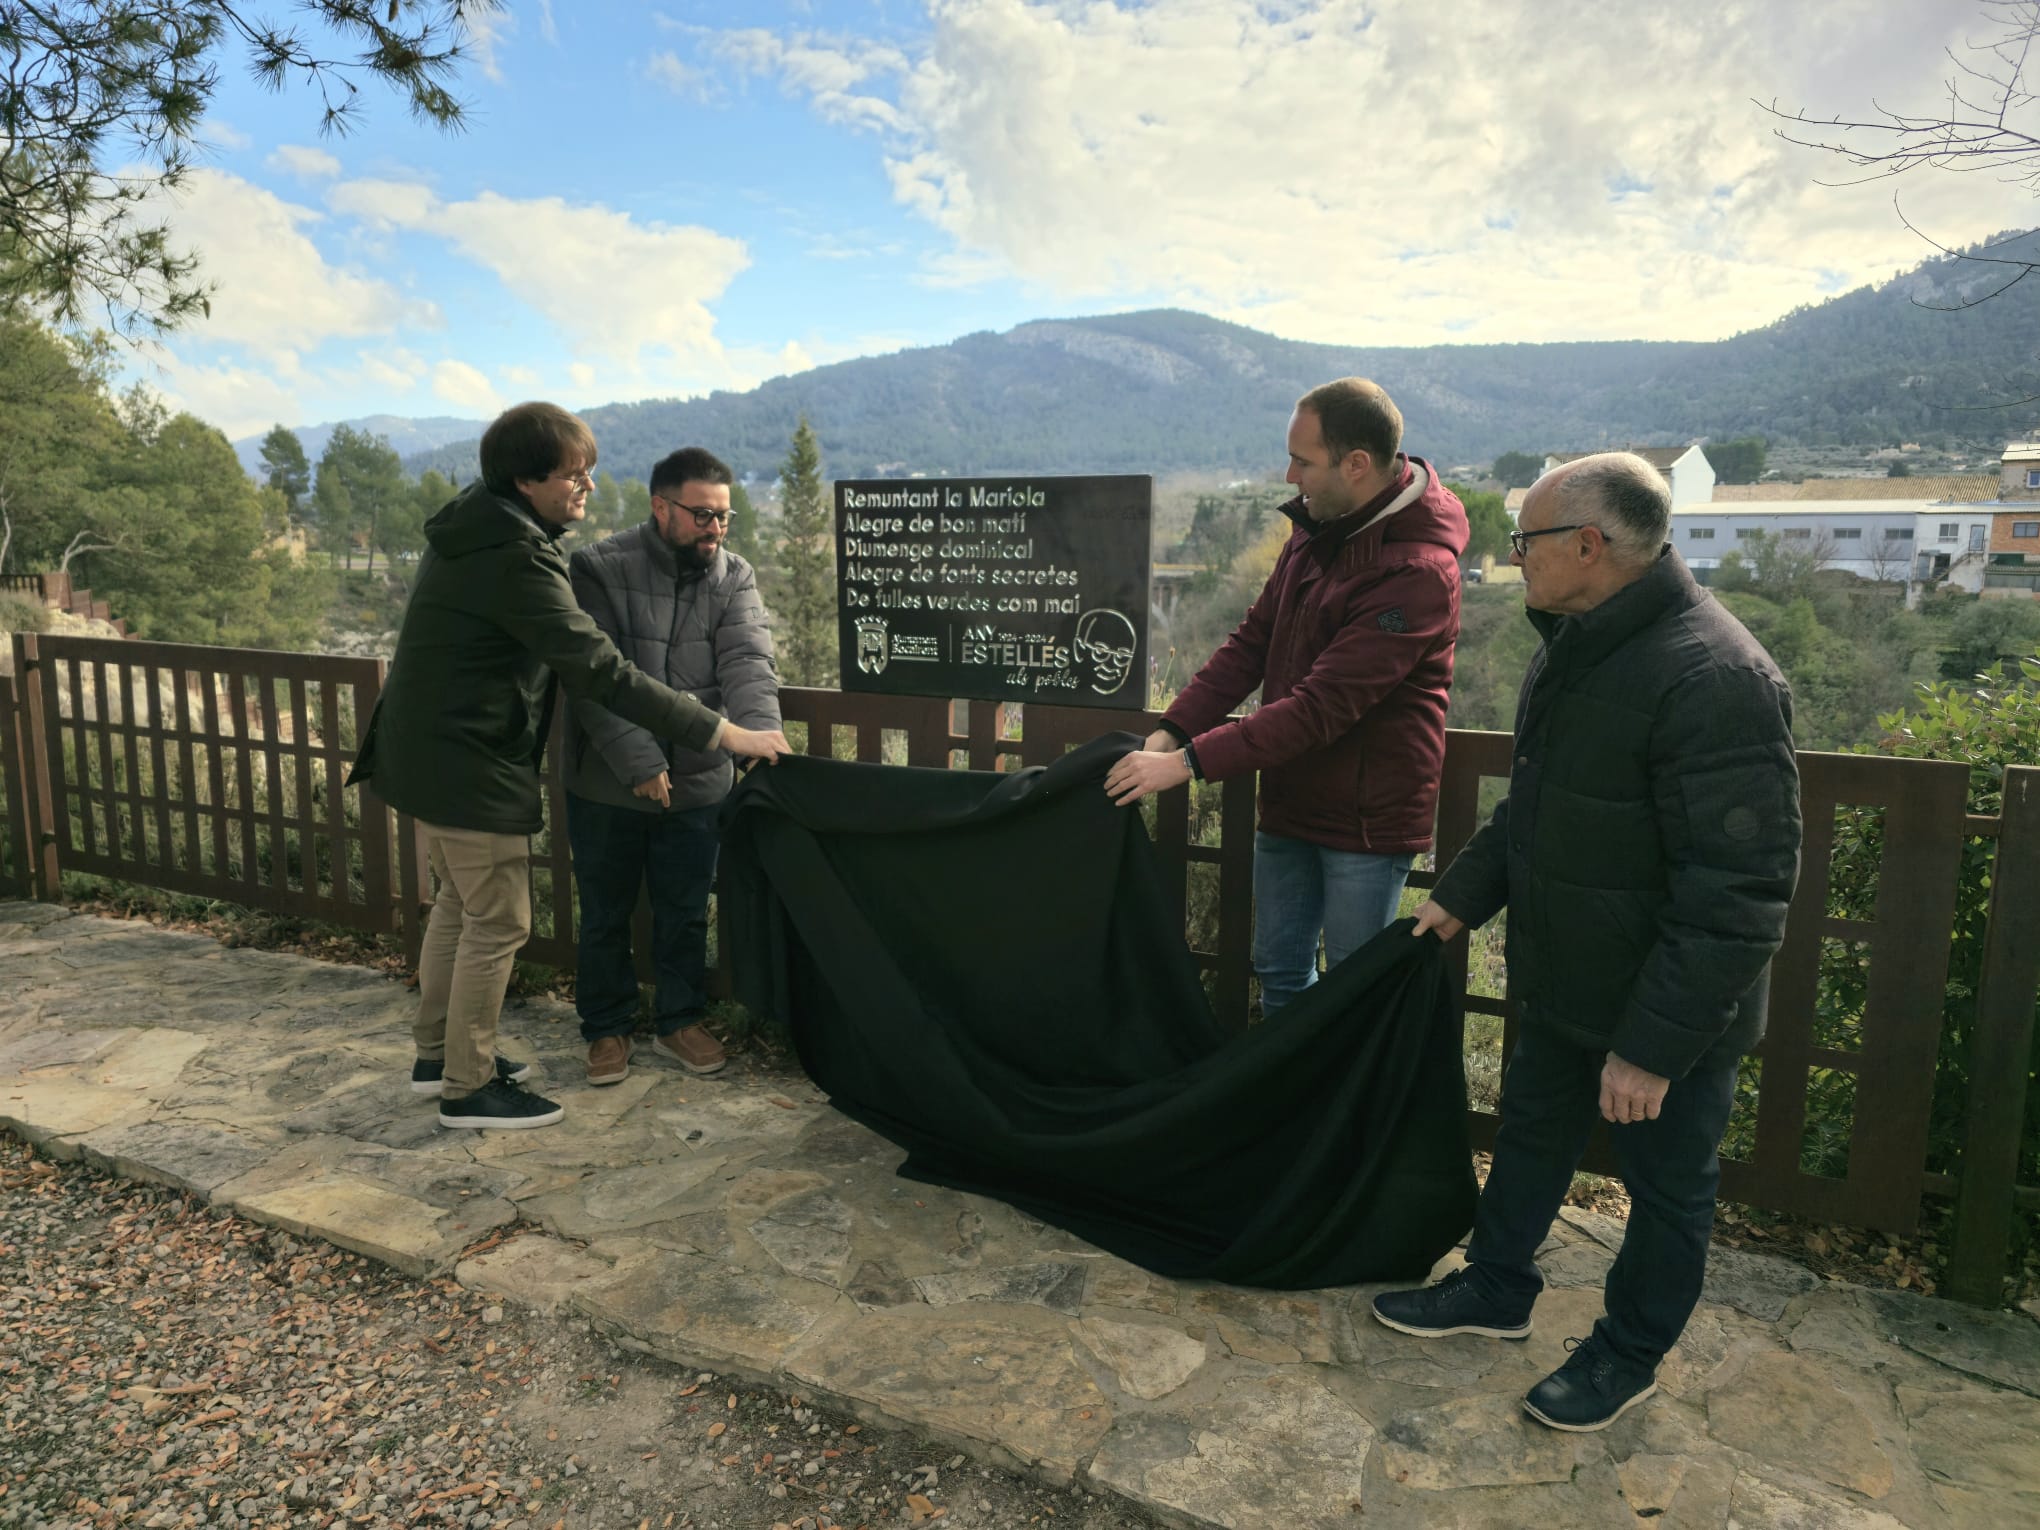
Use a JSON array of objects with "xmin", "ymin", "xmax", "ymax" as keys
[{"xmin": 1711, "ymin": 476, "xmax": 1998, "ymax": 503}]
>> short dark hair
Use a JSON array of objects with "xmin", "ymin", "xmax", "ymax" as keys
[
  {"xmin": 649, "ymin": 447, "xmax": 734, "ymax": 498},
  {"xmin": 1297, "ymin": 377, "xmax": 1403, "ymax": 471},
  {"xmin": 479, "ymin": 402, "xmax": 598, "ymax": 495}
]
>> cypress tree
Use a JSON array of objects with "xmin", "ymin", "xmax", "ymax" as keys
[{"xmin": 776, "ymin": 417, "xmax": 836, "ymax": 686}]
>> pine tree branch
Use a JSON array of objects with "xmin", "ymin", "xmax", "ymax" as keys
[{"xmin": 0, "ymin": 0, "xmax": 501, "ymax": 336}]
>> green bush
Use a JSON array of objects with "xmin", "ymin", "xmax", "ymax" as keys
[
  {"xmin": 1854, "ymin": 652, "xmax": 2040, "ymax": 1185},
  {"xmin": 1721, "ymin": 654, "xmax": 2040, "ymax": 1252},
  {"xmin": 0, "ymin": 592, "xmax": 53, "ymax": 635}
]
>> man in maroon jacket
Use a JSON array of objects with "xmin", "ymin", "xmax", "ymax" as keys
[{"xmin": 1105, "ymin": 378, "xmax": 1468, "ymax": 1014}]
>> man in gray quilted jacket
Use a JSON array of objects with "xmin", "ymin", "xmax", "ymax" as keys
[{"xmin": 564, "ymin": 447, "xmax": 780, "ymax": 1085}]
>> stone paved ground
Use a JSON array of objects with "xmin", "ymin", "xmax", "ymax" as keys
[
  {"xmin": 3, "ymin": 899, "xmax": 2037, "ymax": 1529},
  {"xmin": 0, "ymin": 1137, "xmax": 1155, "ymax": 1530}
]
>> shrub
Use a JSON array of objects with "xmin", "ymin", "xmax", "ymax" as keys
[
  {"xmin": 0, "ymin": 593, "xmax": 52, "ymax": 635},
  {"xmin": 1854, "ymin": 653, "xmax": 2040, "ymax": 1184}
]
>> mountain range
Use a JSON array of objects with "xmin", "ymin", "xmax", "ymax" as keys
[
  {"xmin": 231, "ymin": 414, "xmax": 484, "ymax": 479},
  {"xmin": 286, "ymin": 234, "xmax": 2040, "ymax": 487}
]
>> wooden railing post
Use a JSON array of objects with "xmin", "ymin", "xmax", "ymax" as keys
[
  {"xmin": 351, "ymin": 657, "xmax": 406, "ymax": 949},
  {"xmin": 0, "ymin": 673, "xmax": 26, "ymax": 899},
  {"xmin": 1946, "ymin": 764, "xmax": 2040, "ymax": 1306},
  {"xmin": 1210, "ymin": 771, "xmax": 1256, "ymax": 1029},
  {"xmin": 12, "ymin": 634, "xmax": 59, "ymax": 900},
  {"xmin": 395, "ymin": 811, "xmax": 432, "ymax": 965}
]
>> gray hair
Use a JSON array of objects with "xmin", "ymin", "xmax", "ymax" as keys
[{"xmin": 1549, "ymin": 452, "xmax": 1671, "ymax": 565}]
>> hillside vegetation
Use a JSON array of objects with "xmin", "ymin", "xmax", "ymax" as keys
[{"xmin": 404, "ymin": 233, "xmax": 2040, "ymax": 485}]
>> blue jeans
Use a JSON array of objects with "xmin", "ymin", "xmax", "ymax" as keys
[
  {"xmin": 565, "ymin": 793, "xmax": 720, "ymax": 1043},
  {"xmin": 1251, "ymin": 832, "xmax": 1414, "ymax": 1016},
  {"xmin": 1464, "ymin": 1025, "xmax": 1741, "ymax": 1369}
]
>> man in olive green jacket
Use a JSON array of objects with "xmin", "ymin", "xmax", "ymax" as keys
[{"xmin": 348, "ymin": 402, "xmax": 788, "ymax": 1130}]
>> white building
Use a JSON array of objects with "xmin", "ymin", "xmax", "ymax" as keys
[
  {"xmin": 1668, "ymin": 500, "xmax": 1983, "ymax": 585},
  {"xmin": 1914, "ymin": 506, "xmax": 2020, "ymax": 594},
  {"xmin": 1502, "ymin": 445, "xmax": 2028, "ymax": 597},
  {"xmin": 1998, "ymin": 442, "xmax": 2040, "ymax": 499},
  {"xmin": 1544, "ymin": 445, "xmax": 1715, "ymax": 511}
]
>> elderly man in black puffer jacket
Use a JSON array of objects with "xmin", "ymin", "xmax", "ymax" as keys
[
  {"xmin": 1371, "ymin": 451, "xmax": 1802, "ymax": 1434},
  {"xmin": 564, "ymin": 447, "xmax": 780, "ymax": 1086}
]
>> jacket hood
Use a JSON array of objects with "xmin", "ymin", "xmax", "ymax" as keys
[
  {"xmin": 1280, "ymin": 455, "xmax": 1469, "ymax": 561},
  {"xmin": 425, "ymin": 479, "xmax": 560, "ymax": 559}
]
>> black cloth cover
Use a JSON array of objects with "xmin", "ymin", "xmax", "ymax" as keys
[{"xmin": 719, "ymin": 734, "xmax": 1479, "ymax": 1289}]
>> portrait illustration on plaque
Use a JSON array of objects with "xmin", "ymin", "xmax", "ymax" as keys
[{"xmin": 1074, "ymin": 608, "xmax": 1138, "ymax": 696}]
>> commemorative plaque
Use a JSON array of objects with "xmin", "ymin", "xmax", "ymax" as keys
[{"xmin": 835, "ymin": 474, "xmax": 1152, "ymax": 708}]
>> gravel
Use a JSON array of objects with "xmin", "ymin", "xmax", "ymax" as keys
[{"xmin": 0, "ymin": 1135, "xmax": 1158, "ymax": 1530}]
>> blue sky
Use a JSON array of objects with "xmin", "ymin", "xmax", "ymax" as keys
[{"xmin": 136, "ymin": 0, "xmax": 2038, "ymax": 439}]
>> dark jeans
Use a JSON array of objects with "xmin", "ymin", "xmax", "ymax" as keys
[
  {"xmin": 1465, "ymin": 1024, "xmax": 1740, "ymax": 1370},
  {"xmin": 565, "ymin": 793, "xmax": 720, "ymax": 1043}
]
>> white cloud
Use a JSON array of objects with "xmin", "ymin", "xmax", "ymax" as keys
[
  {"xmin": 647, "ymin": 50, "xmax": 706, "ymax": 96},
  {"xmin": 727, "ymin": 339, "xmax": 816, "ymax": 381},
  {"xmin": 266, "ymin": 145, "xmax": 342, "ymax": 179},
  {"xmin": 500, "ymin": 364, "xmax": 541, "ymax": 388},
  {"xmin": 433, "ymin": 359, "xmax": 504, "ymax": 414},
  {"xmin": 327, "ymin": 179, "xmax": 752, "ymax": 385},
  {"xmin": 709, "ymin": 26, "xmax": 909, "ymax": 132},
  {"xmin": 145, "ymin": 354, "xmax": 303, "ymax": 441},
  {"xmin": 710, "ymin": 0, "xmax": 2040, "ymax": 344},
  {"xmin": 205, "ymin": 122, "xmax": 252, "ymax": 151},
  {"xmin": 330, "ymin": 178, "xmax": 438, "ymax": 228},
  {"xmin": 464, "ymin": 5, "xmax": 511, "ymax": 82},
  {"xmin": 157, "ymin": 170, "xmax": 435, "ymax": 357},
  {"xmin": 910, "ymin": 247, "xmax": 1008, "ymax": 291},
  {"xmin": 353, "ymin": 348, "xmax": 427, "ymax": 396}
]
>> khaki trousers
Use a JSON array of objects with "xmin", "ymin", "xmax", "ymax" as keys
[{"xmin": 411, "ymin": 821, "xmax": 532, "ymax": 1100}]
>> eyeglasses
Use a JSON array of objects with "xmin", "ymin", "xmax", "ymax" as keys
[
  {"xmin": 550, "ymin": 468, "xmax": 594, "ymax": 489},
  {"xmin": 657, "ymin": 497, "xmax": 732, "ymax": 529},
  {"xmin": 1509, "ymin": 523, "xmax": 1588, "ymax": 557}
]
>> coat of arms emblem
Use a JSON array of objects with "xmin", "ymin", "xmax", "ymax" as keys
[{"xmin": 855, "ymin": 616, "xmax": 890, "ymax": 676}]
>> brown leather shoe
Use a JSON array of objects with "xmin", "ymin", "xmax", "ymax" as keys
[
  {"xmin": 650, "ymin": 1023, "xmax": 727, "ymax": 1075},
  {"xmin": 586, "ymin": 1035, "xmax": 632, "ymax": 1086}
]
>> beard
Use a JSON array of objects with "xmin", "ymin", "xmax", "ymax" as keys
[
  {"xmin": 1304, "ymin": 487, "xmax": 1355, "ymax": 523},
  {"xmin": 679, "ymin": 538, "xmax": 720, "ymax": 570}
]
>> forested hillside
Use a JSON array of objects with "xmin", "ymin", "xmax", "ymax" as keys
[
  {"xmin": 0, "ymin": 318, "xmax": 328, "ymax": 649},
  {"xmin": 405, "ymin": 233, "xmax": 2040, "ymax": 484}
]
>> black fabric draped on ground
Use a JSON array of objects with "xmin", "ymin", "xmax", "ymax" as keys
[{"xmin": 718, "ymin": 734, "xmax": 1479, "ymax": 1289}]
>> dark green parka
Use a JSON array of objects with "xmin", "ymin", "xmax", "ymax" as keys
[
  {"xmin": 346, "ymin": 482, "xmax": 723, "ymax": 835},
  {"xmin": 1431, "ymin": 549, "xmax": 1801, "ymax": 1080}
]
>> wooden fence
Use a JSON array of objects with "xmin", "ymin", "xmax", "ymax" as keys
[
  {"xmin": 2, "ymin": 630, "xmax": 2035, "ymax": 1306},
  {"xmin": 0, "ymin": 571, "xmax": 122, "ymax": 629},
  {"xmin": 1, "ymin": 635, "xmax": 395, "ymax": 931}
]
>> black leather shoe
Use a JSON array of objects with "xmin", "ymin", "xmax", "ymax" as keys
[
  {"xmin": 1522, "ymin": 1334, "xmax": 1658, "ymax": 1431},
  {"xmin": 1371, "ymin": 1269, "xmax": 1533, "ymax": 1340}
]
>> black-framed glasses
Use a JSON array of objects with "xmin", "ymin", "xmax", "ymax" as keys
[
  {"xmin": 1509, "ymin": 523, "xmax": 1587, "ymax": 557},
  {"xmin": 658, "ymin": 497, "xmax": 732, "ymax": 529}
]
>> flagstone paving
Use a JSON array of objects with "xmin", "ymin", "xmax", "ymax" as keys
[{"xmin": 3, "ymin": 898, "xmax": 2037, "ymax": 1529}]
